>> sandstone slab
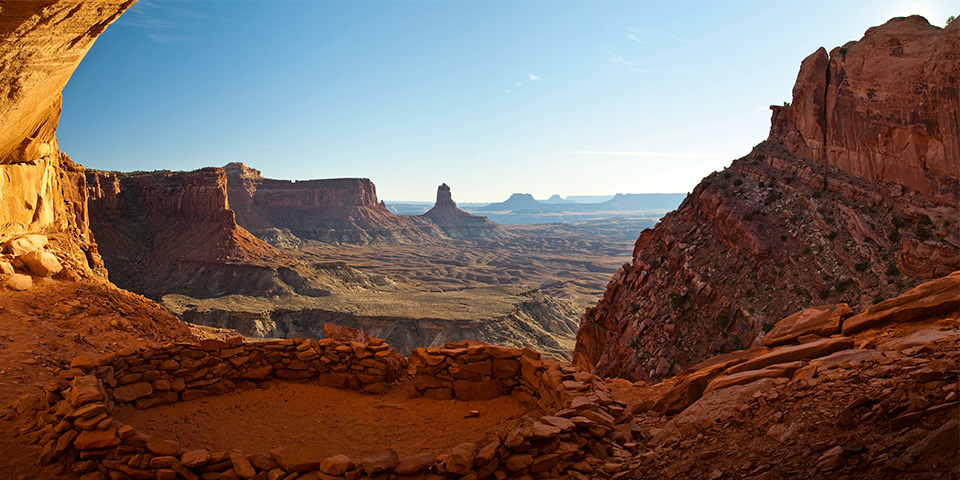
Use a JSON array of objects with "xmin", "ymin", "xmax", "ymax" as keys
[
  {"xmin": 726, "ymin": 337, "xmax": 854, "ymax": 375},
  {"xmin": 763, "ymin": 304, "xmax": 853, "ymax": 347},
  {"xmin": 842, "ymin": 272, "xmax": 960, "ymax": 335},
  {"xmin": 5, "ymin": 273, "xmax": 32, "ymax": 291}
]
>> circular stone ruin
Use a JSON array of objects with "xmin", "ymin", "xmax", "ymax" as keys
[{"xmin": 30, "ymin": 336, "xmax": 639, "ymax": 480}]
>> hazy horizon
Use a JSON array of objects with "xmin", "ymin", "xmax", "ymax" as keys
[{"xmin": 58, "ymin": 0, "xmax": 954, "ymax": 202}]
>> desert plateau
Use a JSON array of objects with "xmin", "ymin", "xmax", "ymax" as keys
[{"xmin": 0, "ymin": 2, "xmax": 957, "ymax": 480}]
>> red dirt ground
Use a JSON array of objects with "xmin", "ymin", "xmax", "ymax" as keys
[{"xmin": 115, "ymin": 380, "xmax": 532, "ymax": 458}]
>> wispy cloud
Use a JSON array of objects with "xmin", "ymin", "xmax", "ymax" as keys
[
  {"xmin": 504, "ymin": 74, "xmax": 540, "ymax": 93},
  {"xmin": 627, "ymin": 33, "xmax": 648, "ymax": 44},
  {"xmin": 563, "ymin": 151, "xmax": 732, "ymax": 160},
  {"xmin": 528, "ymin": 74, "xmax": 540, "ymax": 81},
  {"xmin": 599, "ymin": 50, "xmax": 682, "ymax": 73},
  {"xmin": 600, "ymin": 49, "xmax": 640, "ymax": 67}
]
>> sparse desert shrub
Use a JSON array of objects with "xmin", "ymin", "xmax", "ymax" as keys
[
  {"xmin": 818, "ymin": 289, "xmax": 831, "ymax": 299},
  {"xmin": 733, "ymin": 179, "xmax": 743, "ymax": 187},
  {"xmin": 629, "ymin": 303, "xmax": 640, "ymax": 314},
  {"xmin": 827, "ymin": 231, "xmax": 837, "ymax": 240},
  {"xmin": 802, "ymin": 247, "xmax": 812, "ymax": 255},
  {"xmin": 757, "ymin": 154, "xmax": 766, "ymax": 161},
  {"xmin": 834, "ymin": 279, "xmax": 852, "ymax": 293},
  {"xmin": 723, "ymin": 171, "xmax": 732, "ymax": 180},
  {"xmin": 872, "ymin": 295, "xmax": 886, "ymax": 305},
  {"xmin": 812, "ymin": 191, "xmax": 821, "ymax": 199},
  {"xmin": 669, "ymin": 293, "xmax": 686, "ymax": 309},
  {"xmin": 759, "ymin": 181, "xmax": 766, "ymax": 188},
  {"xmin": 888, "ymin": 229, "xmax": 901, "ymax": 242},
  {"xmin": 917, "ymin": 214, "xmax": 932, "ymax": 227},
  {"xmin": 716, "ymin": 313, "xmax": 731, "ymax": 330},
  {"xmin": 780, "ymin": 234, "xmax": 787, "ymax": 241},
  {"xmin": 745, "ymin": 289, "xmax": 755, "ymax": 298},
  {"xmin": 886, "ymin": 263, "xmax": 899, "ymax": 276},
  {"xmin": 793, "ymin": 286, "xmax": 806, "ymax": 296},
  {"xmin": 743, "ymin": 211, "xmax": 754, "ymax": 221},
  {"xmin": 854, "ymin": 261, "xmax": 869, "ymax": 272},
  {"xmin": 891, "ymin": 217, "xmax": 906, "ymax": 229},
  {"xmin": 914, "ymin": 225, "xmax": 930, "ymax": 242},
  {"xmin": 762, "ymin": 323, "xmax": 775, "ymax": 333}
]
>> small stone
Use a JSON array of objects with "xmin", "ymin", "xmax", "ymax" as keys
[
  {"xmin": 146, "ymin": 437, "xmax": 181, "ymax": 457},
  {"xmin": 465, "ymin": 410, "xmax": 480, "ymax": 418},
  {"xmin": 395, "ymin": 453, "xmax": 435, "ymax": 475},
  {"xmin": 359, "ymin": 449, "xmax": 399, "ymax": 474},
  {"xmin": 0, "ymin": 261, "xmax": 13, "ymax": 274},
  {"xmin": 318, "ymin": 454, "xmax": 355, "ymax": 475},
  {"xmin": 231, "ymin": 453, "xmax": 257, "ymax": 479},
  {"xmin": 443, "ymin": 443, "xmax": 477, "ymax": 475},
  {"xmin": 181, "ymin": 449, "xmax": 211, "ymax": 467}
]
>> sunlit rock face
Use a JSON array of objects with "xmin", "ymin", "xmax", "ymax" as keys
[
  {"xmin": 0, "ymin": 0, "xmax": 134, "ymax": 274},
  {"xmin": 769, "ymin": 15, "xmax": 959, "ymax": 205},
  {"xmin": 574, "ymin": 16, "xmax": 960, "ymax": 382}
]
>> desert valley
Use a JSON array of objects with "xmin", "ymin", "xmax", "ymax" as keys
[{"xmin": 0, "ymin": 2, "xmax": 958, "ymax": 480}]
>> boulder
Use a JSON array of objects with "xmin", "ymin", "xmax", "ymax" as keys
[
  {"xmin": 3, "ymin": 235, "xmax": 47, "ymax": 256},
  {"xmin": 5, "ymin": 273, "xmax": 31, "ymax": 291},
  {"xmin": 19, "ymin": 250, "xmax": 62, "ymax": 276},
  {"xmin": 763, "ymin": 304, "xmax": 853, "ymax": 347}
]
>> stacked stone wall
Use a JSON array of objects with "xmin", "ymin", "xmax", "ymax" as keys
[{"xmin": 25, "ymin": 338, "xmax": 642, "ymax": 480}]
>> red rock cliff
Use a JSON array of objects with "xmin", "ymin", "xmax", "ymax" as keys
[
  {"xmin": 0, "ymin": 0, "xmax": 133, "ymax": 275},
  {"xmin": 223, "ymin": 162, "xmax": 444, "ymax": 244},
  {"xmin": 770, "ymin": 15, "xmax": 959, "ymax": 204},
  {"xmin": 573, "ymin": 16, "xmax": 960, "ymax": 382},
  {"xmin": 86, "ymin": 167, "xmax": 275, "ymax": 297}
]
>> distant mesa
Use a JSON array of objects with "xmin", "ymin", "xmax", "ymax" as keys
[
  {"xmin": 422, "ymin": 183, "xmax": 508, "ymax": 239},
  {"xmin": 480, "ymin": 193, "xmax": 545, "ymax": 212},
  {"xmin": 542, "ymin": 194, "xmax": 571, "ymax": 204},
  {"xmin": 598, "ymin": 193, "xmax": 687, "ymax": 211}
]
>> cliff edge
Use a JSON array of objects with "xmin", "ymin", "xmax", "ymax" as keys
[{"xmin": 573, "ymin": 16, "xmax": 959, "ymax": 381}]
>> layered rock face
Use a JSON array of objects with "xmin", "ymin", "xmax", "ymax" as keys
[
  {"xmin": 0, "ymin": 1, "xmax": 132, "ymax": 276},
  {"xmin": 574, "ymin": 16, "xmax": 960, "ymax": 382},
  {"xmin": 223, "ymin": 162, "xmax": 444, "ymax": 245},
  {"xmin": 421, "ymin": 184, "xmax": 508, "ymax": 239},
  {"xmin": 769, "ymin": 15, "xmax": 959, "ymax": 204},
  {"xmin": 86, "ymin": 168, "xmax": 277, "ymax": 297}
]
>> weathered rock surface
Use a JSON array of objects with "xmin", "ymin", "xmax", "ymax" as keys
[
  {"xmin": 421, "ymin": 183, "xmax": 508, "ymax": 239},
  {"xmin": 86, "ymin": 168, "xmax": 277, "ymax": 298},
  {"xmin": 769, "ymin": 16, "xmax": 959, "ymax": 205},
  {"xmin": 0, "ymin": 1, "xmax": 119, "ymax": 276},
  {"xmin": 574, "ymin": 16, "xmax": 959, "ymax": 381}
]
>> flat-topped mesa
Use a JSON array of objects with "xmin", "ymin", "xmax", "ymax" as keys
[
  {"xmin": 769, "ymin": 15, "xmax": 959, "ymax": 204},
  {"xmin": 0, "ymin": 1, "xmax": 134, "ymax": 276},
  {"xmin": 573, "ymin": 15, "xmax": 960, "ymax": 383},
  {"xmin": 422, "ymin": 184, "xmax": 508, "ymax": 239},
  {"xmin": 222, "ymin": 163, "xmax": 443, "ymax": 245},
  {"xmin": 86, "ymin": 167, "xmax": 276, "ymax": 297}
]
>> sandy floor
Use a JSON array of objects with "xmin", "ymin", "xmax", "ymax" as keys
[{"xmin": 116, "ymin": 380, "xmax": 531, "ymax": 458}]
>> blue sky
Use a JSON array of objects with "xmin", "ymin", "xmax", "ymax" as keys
[{"xmin": 59, "ymin": 0, "xmax": 955, "ymax": 202}]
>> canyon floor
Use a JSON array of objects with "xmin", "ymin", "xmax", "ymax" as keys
[{"xmin": 163, "ymin": 218, "xmax": 656, "ymax": 360}]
